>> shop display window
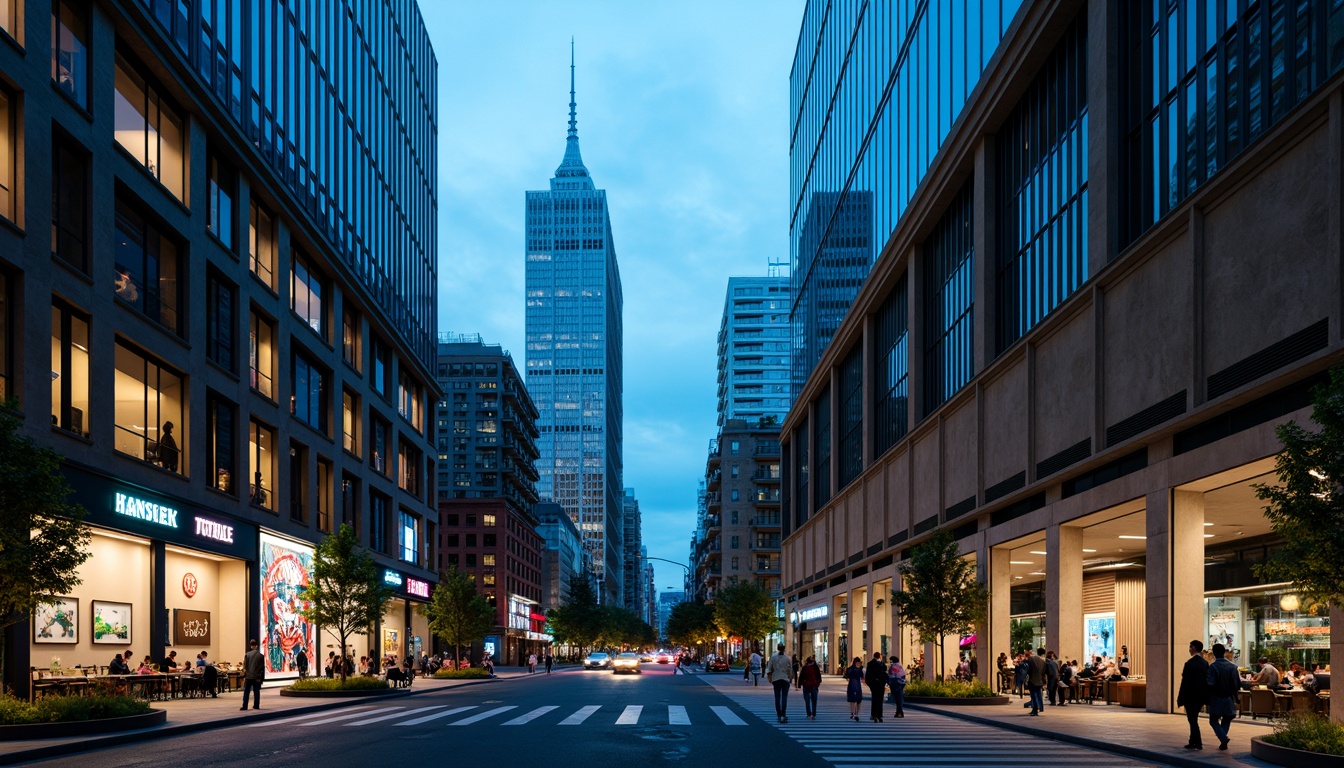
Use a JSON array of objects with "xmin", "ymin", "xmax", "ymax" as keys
[
  {"xmin": 51, "ymin": 0, "xmax": 89, "ymax": 110},
  {"xmin": 249, "ymin": 309, "xmax": 274, "ymax": 399},
  {"xmin": 50, "ymin": 301, "xmax": 90, "ymax": 436},
  {"xmin": 207, "ymin": 393, "xmax": 236, "ymax": 494},
  {"xmin": 113, "ymin": 54, "xmax": 185, "ymax": 199},
  {"xmin": 114, "ymin": 197, "xmax": 183, "ymax": 335},
  {"xmin": 113, "ymin": 341, "xmax": 185, "ymax": 473},
  {"xmin": 248, "ymin": 199, "xmax": 275, "ymax": 289},
  {"xmin": 1206, "ymin": 591, "xmax": 1331, "ymax": 669},
  {"xmin": 249, "ymin": 419, "xmax": 275, "ymax": 510}
]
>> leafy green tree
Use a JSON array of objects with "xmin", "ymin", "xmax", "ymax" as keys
[
  {"xmin": 666, "ymin": 601, "xmax": 717, "ymax": 649},
  {"xmin": 713, "ymin": 582, "xmax": 777, "ymax": 659},
  {"xmin": 0, "ymin": 403, "xmax": 90, "ymax": 690},
  {"xmin": 546, "ymin": 574, "xmax": 601, "ymax": 653},
  {"xmin": 298, "ymin": 524, "xmax": 392, "ymax": 682},
  {"xmin": 892, "ymin": 529, "xmax": 989, "ymax": 681},
  {"xmin": 422, "ymin": 564, "xmax": 495, "ymax": 666},
  {"xmin": 1254, "ymin": 367, "xmax": 1344, "ymax": 608}
]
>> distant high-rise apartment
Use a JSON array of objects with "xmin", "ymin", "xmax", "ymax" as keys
[
  {"xmin": 622, "ymin": 487, "xmax": 643, "ymax": 618},
  {"xmin": 525, "ymin": 47, "xmax": 625, "ymax": 605},
  {"xmin": 1, "ymin": 0, "xmax": 439, "ymax": 694},
  {"xmin": 657, "ymin": 591, "xmax": 685, "ymax": 643},
  {"xmin": 535, "ymin": 501, "xmax": 589, "ymax": 613},
  {"xmin": 718, "ymin": 276, "xmax": 793, "ymax": 426}
]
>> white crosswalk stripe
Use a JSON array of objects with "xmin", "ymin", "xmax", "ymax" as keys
[
  {"xmin": 502, "ymin": 705, "xmax": 558, "ymax": 725},
  {"xmin": 297, "ymin": 707, "xmax": 403, "ymax": 727},
  {"xmin": 346, "ymin": 706, "xmax": 445, "ymax": 726},
  {"xmin": 709, "ymin": 705, "xmax": 747, "ymax": 725},
  {"xmin": 395, "ymin": 705, "xmax": 478, "ymax": 726},
  {"xmin": 668, "ymin": 705, "xmax": 690, "ymax": 725},
  {"xmin": 449, "ymin": 705, "xmax": 516, "ymax": 725},
  {"xmin": 615, "ymin": 705, "xmax": 642, "ymax": 724},
  {"xmin": 239, "ymin": 702, "xmax": 755, "ymax": 729},
  {"xmin": 242, "ymin": 706, "xmax": 377, "ymax": 727},
  {"xmin": 558, "ymin": 705, "xmax": 601, "ymax": 725}
]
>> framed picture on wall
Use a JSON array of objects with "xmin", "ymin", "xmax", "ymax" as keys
[
  {"xmin": 33, "ymin": 597, "xmax": 78, "ymax": 643},
  {"xmin": 92, "ymin": 600, "xmax": 132, "ymax": 644}
]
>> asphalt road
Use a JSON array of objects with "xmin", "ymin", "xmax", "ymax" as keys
[{"xmin": 25, "ymin": 664, "xmax": 825, "ymax": 768}]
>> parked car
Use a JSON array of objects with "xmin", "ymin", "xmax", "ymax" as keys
[
  {"xmin": 656, "ymin": 651, "xmax": 675, "ymax": 664},
  {"xmin": 584, "ymin": 652, "xmax": 611, "ymax": 670},
  {"xmin": 706, "ymin": 655, "xmax": 730, "ymax": 673},
  {"xmin": 612, "ymin": 652, "xmax": 641, "ymax": 674}
]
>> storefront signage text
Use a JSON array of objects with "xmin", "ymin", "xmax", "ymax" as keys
[
  {"xmin": 383, "ymin": 570, "xmax": 404, "ymax": 588},
  {"xmin": 790, "ymin": 604, "xmax": 829, "ymax": 624},
  {"xmin": 114, "ymin": 492, "xmax": 179, "ymax": 529},
  {"xmin": 182, "ymin": 573, "xmax": 198, "ymax": 598},
  {"xmin": 406, "ymin": 577, "xmax": 430, "ymax": 599},
  {"xmin": 193, "ymin": 516, "xmax": 234, "ymax": 544}
]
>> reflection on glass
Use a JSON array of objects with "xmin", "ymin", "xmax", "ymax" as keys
[
  {"xmin": 207, "ymin": 155, "xmax": 234, "ymax": 249},
  {"xmin": 113, "ymin": 56, "xmax": 185, "ymax": 199},
  {"xmin": 399, "ymin": 510, "xmax": 418, "ymax": 564},
  {"xmin": 114, "ymin": 200, "xmax": 181, "ymax": 334},
  {"xmin": 113, "ymin": 342, "xmax": 184, "ymax": 473},
  {"xmin": 51, "ymin": 0, "xmax": 89, "ymax": 110},
  {"xmin": 249, "ymin": 419, "xmax": 274, "ymax": 509},
  {"xmin": 292, "ymin": 253, "xmax": 323, "ymax": 336},
  {"xmin": 248, "ymin": 200, "xmax": 275, "ymax": 287},
  {"xmin": 342, "ymin": 307, "xmax": 360, "ymax": 369}
]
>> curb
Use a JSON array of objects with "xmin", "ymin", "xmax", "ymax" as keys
[
  {"xmin": 906, "ymin": 703, "xmax": 1214, "ymax": 768},
  {"xmin": 0, "ymin": 676, "xmax": 505, "ymax": 766}
]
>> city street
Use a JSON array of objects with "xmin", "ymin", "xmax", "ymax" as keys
[{"xmin": 19, "ymin": 665, "xmax": 1178, "ymax": 767}]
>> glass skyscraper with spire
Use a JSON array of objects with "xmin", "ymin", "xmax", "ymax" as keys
[{"xmin": 525, "ymin": 48, "xmax": 625, "ymax": 606}]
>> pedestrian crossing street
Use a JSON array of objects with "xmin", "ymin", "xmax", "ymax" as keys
[
  {"xmin": 710, "ymin": 688, "xmax": 1157, "ymax": 767},
  {"xmin": 242, "ymin": 702, "xmax": 750, "ymax": 730}
]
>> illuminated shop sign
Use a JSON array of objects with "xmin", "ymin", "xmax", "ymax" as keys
[
  {"xmin": 114, "ymin": 492, "xmax": 179, "ymax": 529},
  {"xmin": 194, "ymin": 516, "xmax": 235, "ymax": 544},
  {"xmin": 789, "ymin": 604, "xmax": 829, "ymax": 624},
  {"xmin": 383, "ymin": 570, "xmax": 404, "ymax": 588},
  {"xmin": 406, "ymin": 578, "xmax": 430, "ymax": 599},
  {"xmin": 508, "ymin": 597, "xmax": 535, "ymax": 631}
]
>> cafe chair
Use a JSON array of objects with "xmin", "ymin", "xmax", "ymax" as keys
[
  {"xmin": 1248, "ymin": 688, "xmax": 1277, "ymax": 719},
  {"xmin": 30, "ymin": 668, "xmax": 59, "ymax": 701}
]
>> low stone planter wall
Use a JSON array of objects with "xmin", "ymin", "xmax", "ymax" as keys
[
  {"xmin": 904, "ymin": 695, "xmax": 1011, "ymax": 706},
  {"xmin": 279, "ymin": 686, "xmax": 399, "ymax": 698},
  {"xmin": 1251, "ymin": 737, "xmax": 1344, "ymax": 768},
  {"xmin": 0, "ymin": 709, "xmax": 166, "ymax": 740}
]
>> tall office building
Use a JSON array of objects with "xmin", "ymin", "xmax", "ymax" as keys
[
  {"xmin": 622, "ymin": 487, "xmax": 643, "ymax": 618},
  {"xmin": 657, "ymin": 591, "xmax": 685, "ymax": 643},
  {"xmin": 2, "ymin": 0, "xmax": 439, "ymax": 694},
  {"xmin": 781, "ymin": 0, "xmax": 1344, "ymax": 717},
  {"xmin": 718, "ymin": 276, "xmax": 793, "ymax": 426},
  {"xmin": 525, "ymin": 46, "xmax": 625, "ymax": 605}
]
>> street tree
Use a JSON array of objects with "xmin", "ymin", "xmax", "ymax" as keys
[
  {"xmin": 0, "ymin": 402, "xmax": 90, "ymax": 689},
  {"xmin": 298, "ymin": 523, "xmax": 391, "ymax": 682},
  {"xmin": 422, "ymin": 564, "xmax": 494, "ymax": 667},
  {"xmin": 1254, "ymin": 367, "xmax": 1344, "ymax": 609},
  {"xmin": 666, "ymin": 601, "xmax": 717, "ymax": 649},
  {"xmin": 713, "ymin": 582, "xmax": 776, "ymax": 659},
  {"xmin": 546, "ymin": 574, "xmax": 601, "ymax": 653},
  {"xmin": 891, "ymin": 529, "xmax": 989, "ymax": 681}
]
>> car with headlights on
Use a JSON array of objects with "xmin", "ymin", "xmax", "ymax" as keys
[
  {"xmin": 655, "ymin": 651, "xmax": 675, "ymax": 664},
  {"xmin": 584, "ymin": 652, "xmax": 611, "ymax": 670},
  {"xmin": 706, "ymin": 654, "xmax": 730, "ymax": 673},
  {"xmin": 612, "ymin": 652, "xmax": 641, "ymax": 674}
]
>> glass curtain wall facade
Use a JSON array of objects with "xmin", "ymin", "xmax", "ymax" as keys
[
  {"xmin": 789, "ymin": 0, "xmax": 1024, "ymax": 394},
  {"xmin": 922, "ymin": 182, "xmax": 974, "ymax": 416},
  {"xmin": 717, "ymin": 276, "xmax": 793, "ymax": 427},
  {"xmin": 525, "ymin": 54, "xmax": 626, "ymax": 605},
  {"xmin": 137, "ymin": 0, "xmax": 439, "ymax": 365}
]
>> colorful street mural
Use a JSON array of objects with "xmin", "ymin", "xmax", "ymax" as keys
[{"xmin": 259, "ymin": 532, "xmax": 317, "ymax": 676}]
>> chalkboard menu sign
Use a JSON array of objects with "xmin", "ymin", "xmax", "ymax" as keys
[{"xmin": 174, "ymin": 609, "xmax": 212, "ymax": 646}]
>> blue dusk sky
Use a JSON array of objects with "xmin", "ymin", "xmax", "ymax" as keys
[{"xmin": 421, "ymin": 1, "xmax": 806, "ymax": 599}]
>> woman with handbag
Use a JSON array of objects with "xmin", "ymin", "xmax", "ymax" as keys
[
  {"xmin": 845, "ymin": 656, "xmax": 865, "ymax": 721},
  {"xmin": 799, "ymin": 656, "xmax": 822, "ymax": 720},
  {"xmin": 887, "ymin": 657, "xmax": 907, "ymax": 718}
]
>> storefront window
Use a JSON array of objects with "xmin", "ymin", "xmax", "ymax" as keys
[
  {"xmin": 291, "ymin": 252, "xmax": 324, "ymax": 338},
  {"xmin": 207, "ymin": 393, "xmax": 236, "ymax": 494},
  {"xmin": 52, "ymin": 135, "xmax": 89, "ymax": 272},
  {"xmin": 51, "ymin": 0, "xmax": 89, "ymax": 110},
  {"xmin": 206, "ymin": 153, "xmax": 235, "ymax": 250},
  {"xmin": 342, "ymin": 389, "xmax": 359, "ymax": 454},
  {"xmin": 249, "ymin": 309, "xmax": 274, "ymax": 399},
  {"xmin": 249, "ymin": 419, "xmax": 275, "ymax": 510},
  {"xmin": 248, "ymin": 199, "xmax": 274, "ymax": 289},
  {"xmin": 316, "ymin": 458, "xmax": 332, "ymax": 533},
  {"xmin": 50, "ymin": 300, "xmax": 90, "ymax": 436},
  {"xmin": 113, "ymin": 55, "xmax": 185, "ymax": 199},
  {"xmin": 1206, "ymin": 590, "xmax": 1330, "ymax": 670},
  {"xmin": 114, "ymin": 198, "xmax": 183, "ymax": 335},
  {"xmin": 113, "ymin": 341, "xmax": 185, "ymax": 473},
  {"xmin": 290, "ymin": 350, "xmax": 328, "ymax": 434},
  {"xmin": 400, "ymin": 510, "xmax": 419, "ymax": 565}
]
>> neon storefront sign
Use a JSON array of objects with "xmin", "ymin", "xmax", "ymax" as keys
[
  {"xmin": 789, "ymin": 604, "xmax": 829, "ymax": 624},
  {"xmin": 194, "ymin": 516, "xmax": 235, "ymax": 544},
  {"xmin": 383, "ymin": 570, "xmax": 404, "ymax": 588},
  {"xmin": 114, "ymin": 492, "xmax": 179, "ymax": 529},
  {"xmin": 406, "ymin": 577, "xmax": 430, "ymax": 598}
]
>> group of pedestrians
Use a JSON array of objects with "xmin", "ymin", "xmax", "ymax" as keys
[
  {"xmin": 844, "ymin": 652, "xmax": 906, "ymax": 721},
  {"xmin": 1178, "ymin": 640, "xmax": 1241, "ymax": 751},
  {"xmin": 757, "ymin": 644, "xmax": 908, "ymax": 723}
]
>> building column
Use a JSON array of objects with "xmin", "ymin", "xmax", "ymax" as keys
[
  {"xmin": 1145, "ymin": 488, "xmax": 1204, "ymax": 713},
  {"xmin": 1046, "ymin": 524, "xmax": 1082, "ymax": 661},
  {"xmin": 150, "ymin": 541, "xmax": 167, "ymax": 666},
  {"xmin": 986, "ymin": 542, "xmax": 1011, "ymax": 686}
]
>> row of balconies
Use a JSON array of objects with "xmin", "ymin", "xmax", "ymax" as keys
[
  {"xmin": 750, "ymin": 515, "xmax": 781, "ymax": 528},
  {"xmin": 706, "ymin": 468, "xmax": 721, "ymax": 489}
]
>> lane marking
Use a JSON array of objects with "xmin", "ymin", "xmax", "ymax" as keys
[
  {"xmin": 242, "ymin": 706, "xmax": 377, "ymax": 727},
  {"xmin": 395, "ymin": 705, "xmax": 478, "ymax": 726},
  {"xmin": 298, "ymin": 707, "xmax": 403, "ymax": 727},
  {"xmin": 710, "ymin": 706, "xmax": 747, "ymax": 725},
  {"xmin": 346, "ymin": 706, "xmax": 445, "ymax": 726},
  {"xmin": 559, "ymin": 705, "xmax": 600, "ymax": 725},
  {"xmin": 448, "ymin": 705, "xmax": 517, "ymax": 726},
  {"xmin": 502, "ymin": 705, "xmax": 559, "ymax": 725},
  {"xmin": 616, "ymin": 705, "xmax": 642, "ymax": 725},
  {"xmin": 668, "ymin": 705, "xmax": 690, "ymax": 725}
]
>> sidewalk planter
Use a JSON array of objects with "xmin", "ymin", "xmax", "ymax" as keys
[
  {"xmin": 903, "ymin": 696, "xmax": 1010, "ymax": 706},
  {"xmin": 0, "ymin": 710, "xmax": 166, "ymax": 740},
  {"xmin": 1252, "ymin": 737, "xmax": 1344, "ymax": 768}
]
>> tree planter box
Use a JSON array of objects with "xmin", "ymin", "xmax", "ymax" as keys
[
  {"xmin": 280, "ymin": 686, "xmax": 398, "ymax": 698},
  {"xmin": 0, "ymin": 709, "xmax": 165, "ymax": 740},
  {"xmin": 904, "ymin": 696, "xmax": 1010, "ymax": 706},
  {"xmin": 1251, "ymin": 737, "xmax": 1344, "ymax": 768}
]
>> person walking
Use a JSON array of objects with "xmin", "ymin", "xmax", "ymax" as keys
[
  {"xmin": 240, "ymin": 639, "xmax": 264, "ymax": 712},
  {"xmin": 295, "ymin": 645, "xmax": 309, "ymax": 679},
  {"xmin": 792, "ymin": 653, "xmax": 802, "ymax": 689},
  {"xmin": 799, "ymin": 656, "xmax": 822, "ymax": 720},
  {"xmin": 1178, "ymin": 639, "xmax": 1210, "ymax": 750},
  {"xmin": 1206, "ymin": 643, "xmax": 1239, "ymax": 751},
  {"xmin": 1045, "ymin": 651, "xmax": 1060, "ymax": 706},
  {"xmin": 865, "ymin": 652, "xmax": 889, "ymax": 722},
  {"xmin": 767, "ymin": 643, "xmax": 794, "ymax": 723},
  {"xmin": 1026, "ymin": 647, "xmax": 1047, "ymax": 716},
  {"xmin": 749, "ymin": 648, "xmax": 763, "ymax": 686},
  {"xmin": 544, "ymin": 653, "xmax": 553, "ymax": 674},
  {"xmin": 845, "ymin": 657, "xmax": 865, "ymax": 721},
  {"xmin": 887, "ymin": 656, "xmax": 907, "ymax": 717},
  {"xmin": 528, "ymin": 653, "xmax": 537, "ymax": 674}
]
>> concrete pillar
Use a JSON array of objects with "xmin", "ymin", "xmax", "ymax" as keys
[
  {"xmin": 1046, "ymin": 524, "xmax": 1083, "ymax": 660},
  {"xmin": 923, "ymin": 641, "xmax": 936, "ymax": 682},
  {"xmin": 987, "ymin": 543, "xmax": 1012, "ymax": 686},
  {"xmin": 1145, "ymin": 489, "xmax": 1205, "ymax": 714}
]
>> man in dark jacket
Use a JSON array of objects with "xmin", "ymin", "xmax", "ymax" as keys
[
  {"xmin": 1178, "ymin": 640, "xmax": 1210, "ymax": 749},
  {"xmin": 1206, "ymin": 643, "xmax": 1240, "ymax": 750},
  {"xmin": 109, "ymin": 650, "xmax": 132, "ymax": 675},
  {"xmin": 1045, "ymin": 652, "xmax": 1060, "ymax": 706},
  {"xmin": 241, "ymin": 639, "xmax": 265, "ymax": 712},
  {"xmin": 864, "ymin": 652, "xmax": 889, "ymax": 722},
  {"xmin": 1026, "ymin": 647, "xmax": 1047, "ymax": 715}
]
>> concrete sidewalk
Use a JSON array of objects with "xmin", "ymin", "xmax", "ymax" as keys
[
  {"xmin": 0, "ymin": 664, "xmax": 572, "ymax": 765},
  {"xmin": 695, "ymin": 669, "xmax": 1279, "ymax": 768}
]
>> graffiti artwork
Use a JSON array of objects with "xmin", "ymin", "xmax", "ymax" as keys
[{"xmin": 259, "ymin": 533, "xmax": 317, "ymax": 675}]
